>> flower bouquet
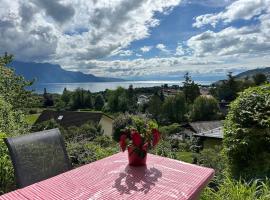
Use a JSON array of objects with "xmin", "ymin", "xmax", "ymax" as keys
[{"xmin": 118, "ymin": 116, "xmax": 161, "ymax": 166}]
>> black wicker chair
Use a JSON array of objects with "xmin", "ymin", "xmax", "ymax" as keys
[{"xmin": 4, "ymin": 128, "xmax": 71, "ymax": 188}]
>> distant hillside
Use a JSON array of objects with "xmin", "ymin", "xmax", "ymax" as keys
[
  {"xmin": 235, "ymin": 67, "xmax": 270, "ymax": 80},
  {"xmin": 213, "ymin": 67, "xmax": 270, "ymax": 85},
  {"xmin": 8, "ymin": 61, "xmax": 124, "ymax": 83}
]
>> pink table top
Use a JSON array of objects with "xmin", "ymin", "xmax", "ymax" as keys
[{"xmin": 0, "ymin": 152, "xmax": 214, "ymax": 200}]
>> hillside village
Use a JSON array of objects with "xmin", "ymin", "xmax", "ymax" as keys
[{"xmin": 1, "ymin": 54, "xmax": 270, "ymax": 199}]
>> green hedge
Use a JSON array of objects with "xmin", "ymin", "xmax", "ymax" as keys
[{"xmin": 224, "ymin": 84, "xmax": 270, "ymax": 180}]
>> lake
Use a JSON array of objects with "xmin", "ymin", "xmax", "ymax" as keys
[{"xmin": 30, "ymin": 80, "xmax": 214, "ymax": 94}]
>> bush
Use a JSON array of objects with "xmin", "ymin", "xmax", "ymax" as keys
[
  {"xmin": 112, "ymin": 114, "xmax": 133, "ymax": 142},
  {"xmin": 67, "ymin": 141, "xmax": 118, "ymax": 167},
  {"xmin": 31, "ymin": 119, "xmax": 59, "ymax": 132},
  {"xmin": 0, "ymin": 97, "xmax": 28, "ymax": 136},
  {"xmin": 93, "ymin": 135, "xmax": 115, "ymax": 148},
  {"xmin": 224, "ymin": 84, "xmax": 270, "ymax": 180},
  {"xmin": 150, "ymin": 140, "xmax": 176, "ymax": 159},
  {"xmin": 0, "ymin": 133, "xmax": 14, "ymax": 195},
  {"xmin": 193, "ymin": 146, "xmax": 225, "ymax": 184},
  {"xmin": 201, "ymin": 177, "xmax": 270, "ymax": 200},
  {"xmin": 159, "ymin": 123, "xmax": 182, "ymax": 137},
  {"xmin": 62, "ymin": 123, "xmax": 103, "ymax": 142},
  {"xmin": 0, "ymin": 97, "xmax": 29, "ymax": 194}
]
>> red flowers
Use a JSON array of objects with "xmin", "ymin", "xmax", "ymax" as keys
[
  {"xmin": 142, "ymin": 143, "xmax": 148, "ymax": 152},
  {"xmin": 131, "ymin": 131, "xmax": 142, "ymax": 147},
  {"xmin": 152, "ymin": 128, "xmax": 160, "ymax": 147},
  {"xmin": 119, "ymin": 127, "xmax": 161, "ymax": 153},
  {"xmin": 119, "ymin": 134, "xmax": 127, "ymax": 152}
]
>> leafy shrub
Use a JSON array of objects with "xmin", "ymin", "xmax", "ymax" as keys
[
  {"xmin": 201, "ymin": 177, "xmax": 270, "ymax": 200},
  {"xmin": 0, "ymin": 97, "xmax": 28, "ymax": 136},
  {"xmin": 28, "ymin": 109, "xmax": 38, "ymax": 114},
  {"xmin": 67, "ymin": 141, "xmax": 118, "ymax": 167},
  {"xmin": 159, "ymin": 123, "xmax": 182, "ymax": 137},
  {"xmin": 62, "ymin": 123, "xmax": 103, "ymax": 142},
  {"xmin": 31, "ymin": 119, "xmax": 59, "ymax": 132},
  {"xmin": 113, "ymin": 114, "xmax": 132, "ymax": 142},
  {"xmin": 0, "ymin": 60, "xmax": 33, "ymax": 110},
  {"xmin": 93, "ymin": 135, "xmax": 115, "ymax": 148},
  {"xmin": 32, "ymin": 120, "xmax": 102, "ymax": 142},
  {"xmin": 193, "ymin": 146, "xmax": 225, "ymax": 184},
  {"xmin": 0, "ymin": 98, "xmax": 29, "ymax": 194},
  {"xmin": 0, "ymin": 133, "xmax": 14, "ymax": 195},
  {"xmin": 224, "ymin": 84, "xmax": 270, "ymax": 180},
  {"xmin": 150, "ymin": 140, "xmax": 176, "ymax": 159}
]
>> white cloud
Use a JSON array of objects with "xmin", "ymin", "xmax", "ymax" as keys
[
  {"xmin": 118, "ymin": 50, "xmax": 133, "ymax": 57},
  {"xmin": 183, "ymin": 0, "xmax": 234, "ymax": 8},
  {"xmin": 70, "ymin": 54, "xmax": 270, "ymax": 78},
  {"xmin": 175, "ymin": 43, "xmax": 185, "ymax": 56},
  {"xmin": 189, "ymin": 0, "xmax": 270, "ymax": 58},
  {"xmin": 156, "ymin": 43, "xmax": 170, "ymax": 53},
  {"xmin": 193, "ymin": 0, "xmax": 269, "ymax": 28},
  {"xmin": 140, "ymin": 46, "xmax": 152, "ymax": 52},
  {"xmin": 1, "ymin": 0, "xmax": 270, "ymax": 79},
  {"xmin": 0, "ymin": 0, "xmax": 181, "ymax": 62}
]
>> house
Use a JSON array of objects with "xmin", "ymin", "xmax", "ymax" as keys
[
  {"xmin": 35, "ymin": 110, "xmax": 114, "ymax": 136},
  {"xmin": 199, "ymin": 87, "xmax": 210, "ymax": 95},
  {"xmin": 181, "ymin": 121, "xmax": 223, "ymax": 148},
  {"xmin": 191, "ymin": 121, "xmax": 223, "ymax": 148},
  {"xmin": 137, "ymin": 94, "xmax": 149, "ymax": 105},
  {"xmin": 162, "ymin": 88, "xmax": 180, "ymax": 97}
]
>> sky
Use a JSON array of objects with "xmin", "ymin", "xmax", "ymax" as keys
[{"xmin": 0, "ymin": 0, "xmax": 270, "ymax": 79}]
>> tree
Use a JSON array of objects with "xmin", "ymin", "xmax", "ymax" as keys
[
  {"xmin": 162, "ymin": 92, "xmax": 187, "ymax": 123},
  {"xmin": 84, "ymin": 90, "xmax": 93, "ymax": 108},
  {"xmin": 214, "ymin": 72, "xmax": 241, "ymax": 102},
  {"xmin": 94, "ymin": 94, "xmax": 105, "ymax": 110},
  {"xmin": 126, "ymin": 85, "xmax": 138, "ymax": 112},
  {"xmin": 0, "ymin": 97, "xmax": 28, "ymax": 136},
  {"xmin": 0, "ymin": 53, "xmax": 33, "ymax": 110},
  {"xmin": 191, "ymin": 95, "xmax": 220, "ymax": 121},
  {"xmin": 182, "ymin": 73, "xmax": 200, "ymax": 103},
  {"xmin": 43, "ymin": 88, "xmax": 54, "ymax": 107},
  {"xmin": 253, "ymin": 73, "xmax": 267, "ymax": 85},
  {"xmin": 61, "ymin": 88, "xmax": 71, "ymax": 106},
  {"xmin": 224, "ymin": 84, "xmax": 270, "ymax": 180},
  {"xmin": 147, "ymin": 93, "xmax": 163, "ymax": 120},
  {"xmin": 70, "ymin": 88, "xmax": 93, "ymax": 109},
  {"xmin": 107, "ymin": 87, "xmax": 130, "ymax": 113}
]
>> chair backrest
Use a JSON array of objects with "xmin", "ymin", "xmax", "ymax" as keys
[{"xmin": 4, "ymin": 128, "xmax": 71, "ymax": 188}]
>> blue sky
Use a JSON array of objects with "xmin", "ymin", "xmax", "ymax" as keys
[
  {"xmin": 1, "ymin": 0, "xmax": 270, "ymax": 79},
  {"xmin": 111, "ymin": 3, "xmax": 224, "ymax": 60}
]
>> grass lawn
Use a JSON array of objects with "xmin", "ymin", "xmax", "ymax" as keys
[
  {"xmin": 25, "ymin": 114, "xmax": 40, "ymax": 125},
  {"xmin": 175, "ymin": 151, "xmax": 193, "ymax": 163}
]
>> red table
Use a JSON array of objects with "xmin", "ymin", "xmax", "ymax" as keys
[{"xmin": 0, "ymin": 153, "xmax": 214, "ymax": 200}]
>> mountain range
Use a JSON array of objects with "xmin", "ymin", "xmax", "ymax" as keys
[
  {"xmin": 9, "ymin": 61, "xmax": 124, "ymax": 83},
  {"xmin": 235, "ymin": 67, "xmax": 270, "ymax": 80}
]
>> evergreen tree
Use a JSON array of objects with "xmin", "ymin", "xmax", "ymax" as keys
[
  {"xmin": 94, "ymin": 94, "xmax": 105, "ymax": 110},
  {"xmin": 182, "ymin": 73, "xmax": 200, "ymax": 103},
  {"xmin": 61, "ymin": 88, "xmax": 71, "ymax": 106},
  {"xmin": 147, "ymin": 93, "xmax": 163, "ymax": 120},
  {"xmin": 43, "ymin": 88, "xmax": 54, "ymax": 107},
  {"xmin": 253, "ymin": 73, "xmax": 267, "ymax": 85}
]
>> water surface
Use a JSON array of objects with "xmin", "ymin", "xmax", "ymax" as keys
[{"xmin": 30, "ymin": 80, "xmax": 214, "ymax": 94}]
